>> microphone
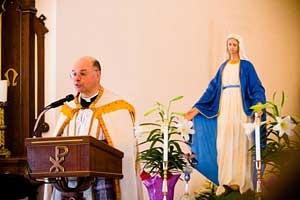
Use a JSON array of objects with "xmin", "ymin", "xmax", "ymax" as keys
[
  {"xmin": 33, "ymin": 94, "xmax": 74, "ymax": 137},
  {"xmin": 47, "ymin": 94, "xmax": 74, "ymax": 109}
]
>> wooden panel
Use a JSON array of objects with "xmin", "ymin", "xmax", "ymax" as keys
[
  {"xmin": 1, "ymin": 0, "xmax": 48, "ymax": 158},
  {"xmin": 0, "ymin": 157, "xmax": 27, "ymax": 175},
  {"xmin": 1, "ymin": 0, "xmax": 24, "ymax": 156},
  {"xmin": 0, "ymin": 2, "xmax": 48, "ymax": 197},
  {"xmin": 25, "ymin": 136, "xmax": 124, "ymax": 179}
]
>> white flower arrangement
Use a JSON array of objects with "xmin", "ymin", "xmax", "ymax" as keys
[
  {"xmin": 272, "ymin": 116, "xmax": 296, "ymax": 137},
  {"xmin": 250, "ymin": 92, "xmax": 300, "ymax": 176},
  {"xmin": 135, "ymin": 96, "xmax": 194, "ymax": 178}
]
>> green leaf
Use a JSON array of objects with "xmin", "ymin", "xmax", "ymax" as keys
[
  {"xmin": 172, "ymin": 112, "xmax": 185, "ymax": 116},
  {"xmin": 169, "ymin": 96, "xmax": 184, "ymax": 102},
  {"xmin": 266, "ymin": 110, "xmax": 276, "ymax": 121},
  {"xmin": 136, "ymin": 95, "xmax": 197, "ymax": 176},
  {"xmin": 272, "ymin": 91, "xmax": 277, "ymax": 102},
  {"xmin": 272, "ymin": 103, "xmax": 279, "ymax": 116},
  {"xmin": 139, "ymin": 122, "xmax": 160, "ymax": 126},
  {"xmin": 250, "ymin": 104, "xmax": 267, "ymax": 112},
  {"xmin": 144, "ymin": 107, "xmax": 158, "ymax": 116},
  {"xmin": 280, "ymin": 91, "xmax": 286, "ymax": 108},
  {"xmin": 147, "ymin": 128, "xmax": 161, "ymax": 136},
  {"xmin": 291, "ymin": 115, "xmax": 300, "ymax": 123}
]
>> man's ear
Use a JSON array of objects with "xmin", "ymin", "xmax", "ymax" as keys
[{"xmin": 97, "ymin": 70, "xmax": 101, "ymax": 80}]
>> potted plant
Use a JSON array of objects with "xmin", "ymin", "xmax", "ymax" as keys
[
  {"xmin": 135, "ymin": 96, "xmax": 195, "ymax": 200},
  {"xmin": 250, "ymin": 92, "xmax": 300, "ymax": 196}
]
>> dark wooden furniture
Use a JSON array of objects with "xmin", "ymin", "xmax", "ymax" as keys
[
  {"xmin": 0, "ymin": 0, "xmax": 48, "ymax": 199},
  {"xmin": 26, "ymin": 136, "xmax": 124, "ymax": 199},
  {"xmin": 1, "ymin": 0, "xmax": 48, "ymax": 158}
]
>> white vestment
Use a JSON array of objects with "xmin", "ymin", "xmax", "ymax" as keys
[{"xmin": 44, "ymin": 87, "xmax": 143, "ymax": 200}]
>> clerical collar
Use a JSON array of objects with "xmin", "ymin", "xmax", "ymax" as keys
[
  {"xmin": 80, "ymin": 92, "xmax": 98, "ymax": 102},
  {"xmin": 80, "ymin": 92, "xmax": 98, "ymax": 108}
]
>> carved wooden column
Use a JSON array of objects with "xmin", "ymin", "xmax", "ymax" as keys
[{"xmin": 1, "ymin": 0, "xmax": 48, "ymax": 159}]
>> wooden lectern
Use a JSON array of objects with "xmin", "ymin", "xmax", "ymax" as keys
[{"xmin": 25, "ymin": 136, "xmax": 124, "ymax": 199}]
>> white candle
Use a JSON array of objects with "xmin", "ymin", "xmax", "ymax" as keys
[
  {"xmin": 163, "ymin": 114, "xmax": 168, "ymax": 162},
  {"xmin": 255, "ymin": 114, "xmax": 261, "ymax": 161},
  {"xmin": 0, "ymin": 80, "xmax": 8, "ymax": 102}
]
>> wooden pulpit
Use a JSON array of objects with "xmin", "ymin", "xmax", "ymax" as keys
[{"xmin": 25, "ymin": 136, "xmax": 124, "ymax": 199}]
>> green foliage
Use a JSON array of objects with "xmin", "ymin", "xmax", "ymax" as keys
[
  {"xmin": 250, "ymin": 92, "xmax": 300, "ymax": 176},
  {"xmin": 136, "ymin": 96, "xmax": 190, "ymax": 177}
]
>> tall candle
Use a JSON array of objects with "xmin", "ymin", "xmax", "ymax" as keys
[
  {"xmin": 255, "ymin": 114, "xmax": 261, "ymax": 161},
  {"xmin": 163, "ymin": 114, "xmax": 168, "ymax": 162},
  {"xmin": 0, "ymin": 80, "xmax": 8, "ymax": 102}
]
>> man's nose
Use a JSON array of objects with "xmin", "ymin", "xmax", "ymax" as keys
[{"xmin": 73, "ymin": 74, "xmax": 81, "ymax": 80}]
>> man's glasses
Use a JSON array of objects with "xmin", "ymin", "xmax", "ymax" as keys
[{"xmin": 70, "ymin": 69, "xmax": 99, "ymax": 79}]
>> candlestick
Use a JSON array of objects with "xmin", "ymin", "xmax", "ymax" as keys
[
  {"xmin": 254, "ymin": 113, "xmax": 262, "ymax": 198},
  {"xmin": 255, "ymin": 113, "xmax": 261, "ymax": 161},
  {"xmin": 163, "ymin": 114, "xmax": 168, "ymax": 162},
  {"xmin": 0, "ymin": 102, "xmax": 11, "ymax": 158},
  {"xmin": 163, "ymin": 161, "xmax": 168, "ymax": 199},
  {"xmin": 163, "ymin": 113, "xmax": 169, "ymax": 199}
]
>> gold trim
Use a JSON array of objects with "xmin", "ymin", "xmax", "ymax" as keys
[
  {"xmin": 4, "ymin": 68, "xmax": 19, "ymax": 86},
  {"xmin": 228, "ymin": 59, "xmax": 240, "ymax": 64},
  {"xmin": 195, "ymin": 108, "xmax": 218, "ymax": 119},
  {"xmin": 73, "ymin": 111, "xmax": 80, "ymax": 136},
  {"xmin": 94, "ymin": 100, "xmax": 136, "ymax": 122},
  {"xmin": 30, "ymin": 139, "xmax": 84, "ymax": 144},
  {"xmin": 52, "ymin": 89, "xmax": 134, "ymax": 199},
  {"xmin": 97, "ymin": 115, "xmax": 113, "ymax": 145},
  {"xmin": 1, "ymin": 0, "xmax": 7, "ymax": 13},
  {"xmin": 49, "ymin": 146, "xmax": 69, "ymax": 172},
  {"xmin": 88, "ymin": 86, "xmax": 104, "ymax": 109},
  {"xmin": 31, "ymin": 171, "xmax": 123, "ymax": 176}
]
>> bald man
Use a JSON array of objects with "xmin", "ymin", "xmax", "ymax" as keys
[{"xmin": 45, "ymin": 56, "xmax": 142, "ymax": 200}]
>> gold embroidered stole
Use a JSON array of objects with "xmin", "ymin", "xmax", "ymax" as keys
[{"xmin": 56, "ymin": 88, "xmax": 135, "ymax": 200}]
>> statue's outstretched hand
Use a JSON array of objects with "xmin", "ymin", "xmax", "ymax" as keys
[{"xmin": 185, "ymin": 108, "xmax": 199, "ymax": 121}]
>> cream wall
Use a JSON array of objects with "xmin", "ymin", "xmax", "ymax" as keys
[{"xmin": 37, "ymin": 0, "xmax": 300, "ymax": 199}]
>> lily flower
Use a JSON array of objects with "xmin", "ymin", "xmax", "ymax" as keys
[
  {"xmin": 134, "ymin": 123, "xmax": 149, "ymax": 138},
  {"xmin": 175, "ymin": 118, "xmax": 195, "ymax": 142},
  {"xmin": 273, "ymin": 116, "xmax": 296, "ymax": 137},
  {"xmin": 243, "ymin": 122, "xmax": 256, "ymax": 140}
]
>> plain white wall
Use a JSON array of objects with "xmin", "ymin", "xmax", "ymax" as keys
[{"xmin": 37, "ymin": 0, "xmax": 300, "ymax": 199}]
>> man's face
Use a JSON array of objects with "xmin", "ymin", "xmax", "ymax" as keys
[
  {"xmin": 227, "ymin": 38, "xmax": 239, "ymax": 56},
  {"xmin": 71, "ymin": 58, "xmax": 100, "ymax": 97}
]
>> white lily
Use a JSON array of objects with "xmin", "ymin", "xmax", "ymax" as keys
[
  {"xmin": 134, "ymin": 123, "xmax": 149, "ymax": 138},
  {"xmin": 243, "ymin": 122, "xmax": 256, "ymax": 140},
  {"xmin": 175, "ymin": 118, "xmax": 195, "ymax": 142},
  {"xmin": 273, "ymin": 116, "xmax": 296, "ymax": 137}
]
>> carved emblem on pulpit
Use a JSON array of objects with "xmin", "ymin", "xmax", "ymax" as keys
[{"xmin": 49, "ymin": 146, "xmax": 69, "ymax": 172}]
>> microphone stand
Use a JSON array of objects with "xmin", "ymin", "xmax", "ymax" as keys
[
  {"xmin": 33, "ymin": 105, "xmax": 51, "ymax": 138},
  {"xmin": 32, "ymin": 94, "xmax": 74, "ymax": 137}
]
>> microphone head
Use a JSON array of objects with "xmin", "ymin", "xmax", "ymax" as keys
[
  {"xmin": 65, "ymin": 94, "xmax": 75, "ymax": 102},
  {"xmin": 48, "ymin": 94, "xmax": 75, "ymax": 109}
]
